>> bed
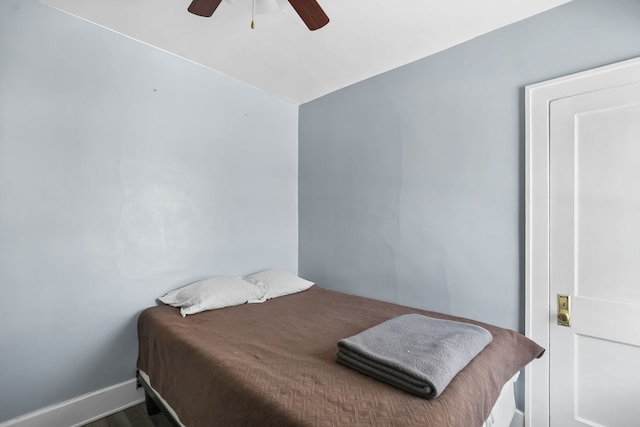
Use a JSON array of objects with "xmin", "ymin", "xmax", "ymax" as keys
[{"xmin": 137, "ymin": 285, "xmax": 543, "ymax": 427}]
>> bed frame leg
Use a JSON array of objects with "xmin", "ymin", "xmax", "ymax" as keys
[{"xmin": 145, "ymin": 391, "xmax": 161, "ymax": 416}]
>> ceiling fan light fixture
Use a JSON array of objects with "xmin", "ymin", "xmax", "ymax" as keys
[
  {"xmin": 187, "ymin": 0, "xmax": 329, "ymax": 31},
  {"xmin": 254, "ymin": 0, "xmax": 281, "ymax": 15}
]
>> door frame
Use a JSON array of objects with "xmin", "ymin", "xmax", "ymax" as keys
[{"xmin": 525, "ymin": 56, "xmax": 640, "ymax": 427}]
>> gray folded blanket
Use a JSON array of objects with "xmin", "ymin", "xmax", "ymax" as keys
[{"xmin": 336, "ymin": 313, "xmax": 492, "ymax": 399}]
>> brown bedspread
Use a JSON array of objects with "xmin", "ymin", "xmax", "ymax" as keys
[{"xmin": 137, "ymin": 286, "xmax": 544, "ymax": 427}]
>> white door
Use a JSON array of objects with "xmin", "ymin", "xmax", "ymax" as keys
[{"xmin": 549, "ymin": 82, "xmax": 640, "ymax": 426}]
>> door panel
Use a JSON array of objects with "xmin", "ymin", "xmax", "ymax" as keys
[
  {"xmin": 549, "ymin": 83, "xmax": 640, "ymax": 427},
  {"xmin": 576, "ymin": 102, "xmax": 640, "ymax": 304},
  {"xmin": 575, "ymin": 335, "xmax": 640, "ymax": 425}
]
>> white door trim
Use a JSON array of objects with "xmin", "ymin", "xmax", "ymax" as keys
[{"xmin": 524, "ymin": 55, "xmax": 640, "ymax": 427}]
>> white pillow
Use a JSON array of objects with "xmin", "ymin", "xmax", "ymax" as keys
[
  {"xmin": 243, "ymin": 269, "xmax": 314, "ymax": 299},
  {"xmin": 159, "ymin": 276, "xmax": 267, "ymax": 317}
]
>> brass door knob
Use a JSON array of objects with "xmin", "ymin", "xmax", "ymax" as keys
[{"xmin": 558, "ymin": 310, "xmax": 570, "ymax": 324}]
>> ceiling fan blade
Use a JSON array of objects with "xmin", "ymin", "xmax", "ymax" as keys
[
  {"xmin": 188, "ymin": 0, "xmax": 223, "ymax": 17},
  {"xmin": 287, "ymin": 0, "xmax": 329, "ymax": 31}
]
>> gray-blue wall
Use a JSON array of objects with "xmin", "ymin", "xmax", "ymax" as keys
[
  {"xmin": 0, "ymin": 1, "xmax": 298, "ymax": 422},
  {"xmin": 299, "ymin": 0, "xmax": 640, "ymax": 344}
]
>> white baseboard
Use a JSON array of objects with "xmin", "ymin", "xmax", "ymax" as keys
[{"xmin": 0, "ymin": 378, "xmax": 145, "ymax": 427}]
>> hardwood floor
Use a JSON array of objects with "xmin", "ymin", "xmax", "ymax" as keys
[{"xmin": 82, "ymin": 403, "xmax": 173, "ymax": 427}]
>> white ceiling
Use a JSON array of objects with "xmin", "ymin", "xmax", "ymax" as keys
[{"xmin": 41, "ymin": 0, "xmax": 571, "ymax": 104}]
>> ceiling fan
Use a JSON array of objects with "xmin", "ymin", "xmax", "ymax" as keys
[{"xmin": 187, "ymin": 0, "xmax": 330, "ymax": 31}]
